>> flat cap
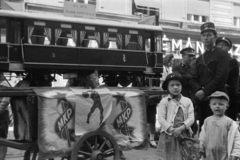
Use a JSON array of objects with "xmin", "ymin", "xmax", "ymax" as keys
[
  {"xmin": 200, "ymin": 22, "xmax": 217, "ymax": 35},
  {"xmin": 180, "ymin": 47, "xmax": 195, "ymax": 56},
  {"xmin": 215, "ymin": 37, "xmax": 232, "ymax": 49},
  {"xmin": 208, "ymin": 91, "xmax": 229, "ymax": 101}
]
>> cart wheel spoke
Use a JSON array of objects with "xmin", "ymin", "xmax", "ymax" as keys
[
  {"xmin": 78, "ymin": 150, "xmax": 91, "ymax": 156},
  {"xmin": 94, "ymin": 135, "xmax": 98, "ymax": 150},
  {"xmin": 99, "ymin": 139, "xmax": 107, "ymax": 151},
  {"xmin": 104, "ymin": 148, "xmax": 114, "ymax": 154},
  {"xmin": 85, "ymin": 140, "xmax": 93, "ymax": 152}
]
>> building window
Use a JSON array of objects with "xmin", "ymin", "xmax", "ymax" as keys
[
  {"xmin": 132, "ymin": 5, "xmax": 159, "ymax": 16},
  {"xmin": 187, "ymin": 14, "xmax": 208, "ymax": 23},
  {"xmin": 234, "ymin": 17, "xmax": 240, "ymax": 27},
  {"xmin": 76, "ymin": 0, "xmax": 96, "ymax": 5},
  {"xmin": 202, "ymin": 16, "xmax": 208, "ymax": 22},
  {"xmin": 193, "ymin": 15, "xmax": 198, "ymax": 21}
]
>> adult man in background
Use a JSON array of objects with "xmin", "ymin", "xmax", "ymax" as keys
[
  {"xmin": 173, "ymin": 47, "xmax": 196, "ymax": 98},
  {"xmin": 190, "ymin": 22, "xmax": 229, "ymax": 129},
  {"xmin": 215, "ymin": 37, "xmax": 239, "ymax": 120}
]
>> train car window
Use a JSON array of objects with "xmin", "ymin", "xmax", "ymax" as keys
[
  {"xmin": 10, "ymin": 21, "xmax": 21, "ymax": 44},
  {"xmin": 125, "ymin": 34, "xmax": 142, "ymax": 50},
  {"xmin": 0, "ymin": 19, "xmax": 7, "ymax": 43},
  {"xmin": 28, "ymin": 26, "xmax": 51, "ymax": 45},
  {"xmin": 80, "ymin": 30, "xmax": 100, "ymax": 48},
  {"xmin": 55, "ymin": 29, "xmax": 76, "ymax": 47},
  {"xmin": 103, "ymin": 32, "xmax": 122, "ymax": 49}
]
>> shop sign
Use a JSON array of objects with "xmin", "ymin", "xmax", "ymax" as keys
[
  {"xmin": 162, "ymin": 34, "xmax": 240, "ymax": 58},
  {"xmin": 64, "ymin": 1, "xmax": 96, "ymax": 19}
]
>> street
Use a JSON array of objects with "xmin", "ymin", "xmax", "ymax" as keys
[
  {"xmin": 5, "ymin": 129, "xmax": 159, "ymax": 160},
  {"xmin": 6, "ymin": 147, "xmax": 159, "ymax": 160}
]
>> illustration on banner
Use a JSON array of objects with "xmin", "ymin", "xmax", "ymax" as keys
[
  {"xmin": 114, "ymin": 93, "xmax": 136, "ymax": 139},
  {"xmin": 55, "ymin": 97, "xmax": 74, "ymax": 147},
  {"xmin": 82, "ymin": 90, "xmax": 104, "ymax": 125}
]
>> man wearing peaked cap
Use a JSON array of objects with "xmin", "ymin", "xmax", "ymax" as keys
[
  {"xmin": 173, "ymin": 47, "xmax": 195, "ymax": 99},
  {"xmin": 215, "ymin": 37, "xmax": 239, "ymax": 120},
  {"xmin": 190, "ymin": 22, "xmax": 229, "ymax": 129},
  {"xmin": 216, "ymin": 37, "xmax": 232, "ymax": 49},
  {"xmin": 200, "ymin": 22, "xmax": 217, "ymax": 35},
  {"xmin": 180, "ymin": 47, "xmax": 195, "ymax": 55}
]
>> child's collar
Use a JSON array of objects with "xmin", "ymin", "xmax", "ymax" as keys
[{"xmin": 168, "ymin": 94, "xmax": 182, "ymax": 102}]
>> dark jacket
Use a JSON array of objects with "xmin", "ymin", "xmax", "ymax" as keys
[
  {"xmin": 226, "ymin": 57, "xmax": 239, "ymax": 98},
  {"xmin": 173, "ymin": 63, "xmax": 192, "ymax": 98},
  {"xmin": 190, "ymin": 47, "xmax": 229, "ymax": 98}
]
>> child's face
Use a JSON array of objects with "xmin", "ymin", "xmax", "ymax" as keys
[
  {"xmin": 168, "ymin": 80, "xmax": 182, "ymax": 96},
  {"xmin": 210, "ymin": 98, "xmax": 228, "ymax": 117}
]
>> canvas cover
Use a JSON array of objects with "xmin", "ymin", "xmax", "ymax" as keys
[
  {"xmin": 102, "ymin": 88, "xmax": 148, "ymax": 151},
  {"xmin": 32, "ymin": 87, "xmax": 147, "ymax": 159}
]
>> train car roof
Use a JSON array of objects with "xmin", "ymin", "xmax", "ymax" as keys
[{"xmin": 0, "ymin": 10, "xmax": 162, "ymax": 31}]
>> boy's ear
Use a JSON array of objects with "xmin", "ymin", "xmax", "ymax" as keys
[{"xmin": 224, "ymin": 101, "xmax": 229, "ymax": 109}]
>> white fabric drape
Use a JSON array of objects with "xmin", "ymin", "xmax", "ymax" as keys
[
  {"xmin": 71, "ymin": 30, "xmax": 77, "ymax": 44},
  {"xmin": 28, "ymin": 26, "xmax": 34, "ymax": 41},
  {"xmin": 125, "ymin": 34, "xmax": 131, "ymax": 46},
  {"xmin": 138, "ymin": 35, "xmax": 143, "ymax": 50},
  {"xmin": 103, "ymin": 32, "xmax": 109, "ymax": 45},
  {"xmin": 44, "ymin": 27, "xmax": 51, "ymax": 42},
  {"xmin": 55, "ymin": 29, "xmax": 62, "ymax": 43},
  {"xmin": 80, "ymin": 31, "xmax": 86, "ymax": 44},
  {"xmin": 117, "ymin": 34, "xmax": 122, "ymax": 49},
  {"xmin": 94, "ymin": 32, "xmax": 100, "ymax": 46}
]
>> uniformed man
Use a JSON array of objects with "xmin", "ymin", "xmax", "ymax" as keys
[
  {"xmin": 190, "ymin": 22, "xmax": 229, "ymax": 129},
  {"xmin": 173, "ymin": 47, "xmax": 196, "ymax": 98},
  {"xmin": 215, "ymin": 37, "xmax": 239, "ymax": 120}
]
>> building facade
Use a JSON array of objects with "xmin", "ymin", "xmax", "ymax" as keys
[{"xmin": 1, "ymin": 0, "xmax": 240, "ymax": 59}]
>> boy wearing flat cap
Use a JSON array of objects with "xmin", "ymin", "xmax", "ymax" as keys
[
  {"xmin": 199, "ymin": 91, "xmax": 240, "ymax": 160},
  {"xmin": 216, "ymin": 37, "xmax": 239, "ymax": 120},
  {"xmin": 173, "ymin": 47, "xmax": 196, "ymax": 98},
  {"xmin": 190, "ymin": 22, "xmax": 230, "ymax": 129}
]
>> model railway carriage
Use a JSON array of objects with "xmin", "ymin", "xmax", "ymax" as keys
[
  {"xmin": 0, "ymin": 10, "xmax": 163, "ymax": 79},
  {"xmin": 0, "ymin": 10, "xmax": 165, "ymax": 160}
]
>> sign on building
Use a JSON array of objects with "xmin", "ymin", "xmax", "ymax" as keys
[
  {"xmin": 138, "ymin": 15, "xmax": 156, "ymax": 25},
  {"xmin": 64, "ymin": 1, "xmax": 96, "ymax": 19}
]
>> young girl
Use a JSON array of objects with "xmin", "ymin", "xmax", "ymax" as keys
[
  {"xmin": 157, "ymin": 73, "xmax": 195, "ymax": 160},
  {"xmin": 199, "ymin": 91, "xmax": 240, "ymax": 160}
]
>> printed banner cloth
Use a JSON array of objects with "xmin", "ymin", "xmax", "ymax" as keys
[
  {"xmin": 33, "ymin": 88, "xmax": 147, "ymax": 158},
  {"xmin": 34, "ymin": 88, "xmax": 76, "ymax": 159},
  {"xmin": 103, "ymin": 88, "xmax": 148, "ymax": 151},
  {"xmin": 70, "ymin": 88, "xmax": 112, "ymax": 135}
]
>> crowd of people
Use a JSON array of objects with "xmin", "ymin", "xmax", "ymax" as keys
[{"xmin": 155, "ymin": 22, "xmax": 240, "ymax": 160}]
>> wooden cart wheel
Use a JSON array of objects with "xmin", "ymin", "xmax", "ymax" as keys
[{"xmin": 71, "ymin": 131, "xmax": 119, "ymax": 160}]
